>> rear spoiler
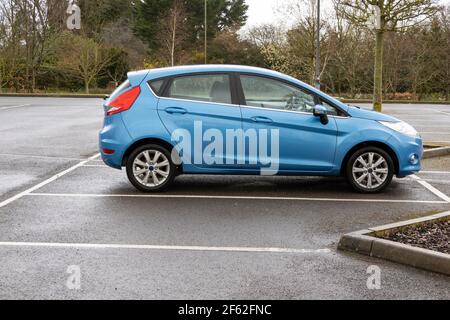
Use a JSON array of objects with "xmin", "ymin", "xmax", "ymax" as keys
[{"xmin": 127, "ymin": 70, "xmax": 151, "ymax": 87}]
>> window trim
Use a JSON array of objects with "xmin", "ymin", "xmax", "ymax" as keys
[
  {"xmin": 159, "ymin": 72, "xmax": 239, "ymax": 106},
  {"xmin": 147, "ymin": 71, "xmax": 350, "ymax": 118},
  {"xmin": 235, "ymin": 72, "xmax": 349, "ymax": 117}
]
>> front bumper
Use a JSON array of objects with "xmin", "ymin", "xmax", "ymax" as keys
[{"xmin": 388, "ymin": 135, "xmax": 423, "ymax": 177}]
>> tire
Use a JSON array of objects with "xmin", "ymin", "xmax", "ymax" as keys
[
  {"xmin": 126, "ymin": 144, "xmax": 176, "ymax": 192},
  {"xmin": 345, "ymin": 146, "xmax": 394, "ymax": 193}
]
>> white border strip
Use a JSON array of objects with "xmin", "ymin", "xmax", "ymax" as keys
[
  {"xmin": 411, "ymin": 175, "xmax": 450, "ymax": 203},
  {"xmin": 0, "ymin": 153, "xmax": 100, "ymax": 209},
  {"xmin": 0, "ymin": 241, "xmax": 331, "ymax": 254},
  {"xmin": 26, "ymin": 193, "xmax": 448, "ymax": 204}
]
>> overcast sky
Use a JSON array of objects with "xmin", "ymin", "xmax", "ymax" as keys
[
  {"xmin": 244, "ymin": 0, "xmax": 450, "ymax": 30},
  {"xmin": 244, "ymin": 0, "xmax": 332, "ymax": 30}
]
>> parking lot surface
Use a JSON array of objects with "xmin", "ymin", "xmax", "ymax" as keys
[{"xmin": 1, "ymin": 98, "xmax": 449, "ymax": 299}]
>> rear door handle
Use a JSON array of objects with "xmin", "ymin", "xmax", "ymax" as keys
[
  {"xmin": 250, "ymin": 116, "xmax": 273, "ymax": 124},
  {"xmin": 165, "ymin": 107, "xmax": 187, "ymax": 115}
]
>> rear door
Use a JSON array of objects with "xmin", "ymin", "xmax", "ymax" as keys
[{"xmin": 157, "ymin": 73, "xmax": 243, "ymax": 170}]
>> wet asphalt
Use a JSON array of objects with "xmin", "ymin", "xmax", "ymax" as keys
[{"xmin": 0, "ymin": 97, "xmax": 449, "ymax": 299}]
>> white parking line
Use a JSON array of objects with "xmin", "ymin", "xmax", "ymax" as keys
[
  {"xmin": 434, "ymin": 110, "xmax": 450, "ymax": 116},
  {"xmin": 0, "ymin": 153, "xmax": 100, "ymax": 209},
  {"xmin": 0, "ymin": 104, "xmax": 31, "ymax": 111},
  {"xmin": 0, "ymin": 153, "xmax": 93, "ymax": 162},
  {"xmin": 411, "ymin": 124, "xmax": 448, "ymax": 129},
  {"xmin": 420, "ymin": 171, "xmax": 450, "ymax": 174},
  {"xmin": 413, "ymin": 179, "xmax": 450, "ymax": 184},
  {"xmin": 0, "ymin": 241, "xmax": 331, "ymax": 254},
  {"xmin": 411, "ymin": 175, "xmax": 450, "ymax": 203},
  {"xmin": 82, "ymin": 164, "xmax": 108, "ymax": 168},
  {"xmin": 26, "ymin": 193, "xmax": 448, "ymax": 204},
  {"xmin": 423, "ymin": 141, "xmax": 450, "ymax": 144}
]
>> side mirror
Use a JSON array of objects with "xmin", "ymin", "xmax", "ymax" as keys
[{"xmin": 313, "ymin": 105, "xmax": 329, "ymax": 125}]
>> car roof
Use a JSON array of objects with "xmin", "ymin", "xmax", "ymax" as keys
[
  {"xmin": 146, "ymin": 64, "xmax": 316, "ymax": 92},
  {"xmin": 146, "ymin": 64, "xmax": 295, "ymax": 82},
  {"xmin": 143, "ymin": 64, "xmax": 349, "ymax": 111}
]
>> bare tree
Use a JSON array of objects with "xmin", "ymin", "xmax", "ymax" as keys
[
  {"xmin": 336, "ymin": 0, "xmax": 439, "ymax": 111},
  {"xmin": 0, "ymin": 0, "xmax": 23, "ymax": 91},
  {"xmin": 246, "ymin": 24, "xmax": 286, "ymax": 48},
  {"xmin": 14, "ymin": 0, "xmax": 53, "ymax": 92},
  {"xmin": 326, "ymin": 7, "xmax": 374, "ymax": 97},
  {"xmin": 435, "ymin": 6, "xmax": 450, "ymax": 100},
  {"xmin": 160, "ymin": 0, "xmax": 187, "ymax": 66},
  {"xmin": 54, "ymin": 32, "xmax": 114, "ymax": 93},
  {"xmin": 286, "ymin": 0, "xmax": 333, "ymax": 85}
]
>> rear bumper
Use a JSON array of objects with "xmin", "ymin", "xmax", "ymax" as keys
[{"xmin": 99, "ymin": 114, "xmax": 132, "ymax": 169}]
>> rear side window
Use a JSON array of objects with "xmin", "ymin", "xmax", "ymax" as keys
[
  {"xmin": 167, "ymin": 74, "xmax": 232, "ymax": 104},
  {"xmin": 109, "ymin": 80, "xmax": 131, "ymax": 101}
]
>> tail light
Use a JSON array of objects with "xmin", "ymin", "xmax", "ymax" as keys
[
  {"xmin": 102, "ymin": 148, "xmax": 115, "ymax": 155},
  {"xmin": 106, "ymin": 86, "xmax": 141, "ymax": 116}
]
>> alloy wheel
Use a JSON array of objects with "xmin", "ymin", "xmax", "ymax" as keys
[
  {"xmin": 132, "ymin": 150, "xmax": 171, "ymax": 187},
  {"xmin": 351, "ymin": 152, "xmax": 389, "ymax": 190}
]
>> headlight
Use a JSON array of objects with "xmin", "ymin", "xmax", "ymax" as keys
[{"xmin": 379, "ymin": 121, "xmax": 419, "ymax": 137}]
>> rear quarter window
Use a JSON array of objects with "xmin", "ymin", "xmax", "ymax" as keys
[{"xmin": 148, "ymin": 79, "xmax": 165, "ymax": 96}]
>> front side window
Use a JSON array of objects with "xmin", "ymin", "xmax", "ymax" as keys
[
  {"xmin": 167, "ymin": 74, "xmax": 232, "ymax": 104},
  {"xmin": 320, "ymin": 100, "xmax": 343, "ymax": 117},
  {"xmin": 240, "ymin": 75, "xmax": 316, "ymax": 113}
]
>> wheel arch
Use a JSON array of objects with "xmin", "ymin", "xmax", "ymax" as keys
[
  {"xmin": 122, "ymin": 138, "xmax": 176, "ymax": 167},
  {"xmin": 340, "ymin": 141, "xmax": 399, "ymax": 176}
]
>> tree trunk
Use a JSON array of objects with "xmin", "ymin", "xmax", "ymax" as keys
[
  {"xmin": 31, "ymin": 69, "xmax": 36, "ymax": 93},
  {"xmin": 373, "ymin": 30, "xmax": 384, "ymax": 112},
  {"xmin": 171, "ymin": 14, "xmax": 176, "ymax": 67},
  {"xmin": 85, "ymin": 81, "xmax": 90, "ymax": 94}
]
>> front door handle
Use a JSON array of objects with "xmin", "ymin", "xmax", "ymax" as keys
[
  {"xmin": 165, "ymin": 107, "xmax": 187, "ymax": 115},
  {"xmin": 250, "ymin": 116, "xmax": 273, "ymax": 124}
]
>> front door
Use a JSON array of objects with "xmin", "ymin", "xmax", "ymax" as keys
[{"xmin": 238, "ymin": 74, "xmax": 338, "ymax": 173}]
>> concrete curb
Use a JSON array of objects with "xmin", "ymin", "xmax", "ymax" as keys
[
  {"xmin": 423, "ymin": 146, "xmax": 450, "ymax": 159},
  {"xmin": 338, "ymin": 211, "xmax": 450, "ymax": 276}
]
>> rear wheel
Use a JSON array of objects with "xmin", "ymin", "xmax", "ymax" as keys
[
  {"xmin": 126, "ymin": 144, "xmax": 175, "ymax": 192},
  {"xmin": 346, "ymin": 147, "xmax": 394, "ymax": 193}
]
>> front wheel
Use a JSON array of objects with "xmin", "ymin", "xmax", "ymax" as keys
[
  {"xmin": 126, "ymin": 144, "xmax": 176, "ymax": 192},
  {"xmin": 346, "ymin": 147, "xmax": 394, "ymax": 193}
]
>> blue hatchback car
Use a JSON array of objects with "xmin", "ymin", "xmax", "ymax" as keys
[{"xmin": 100, "ymin": 65, "xmax": 422, "ymax": 193}]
